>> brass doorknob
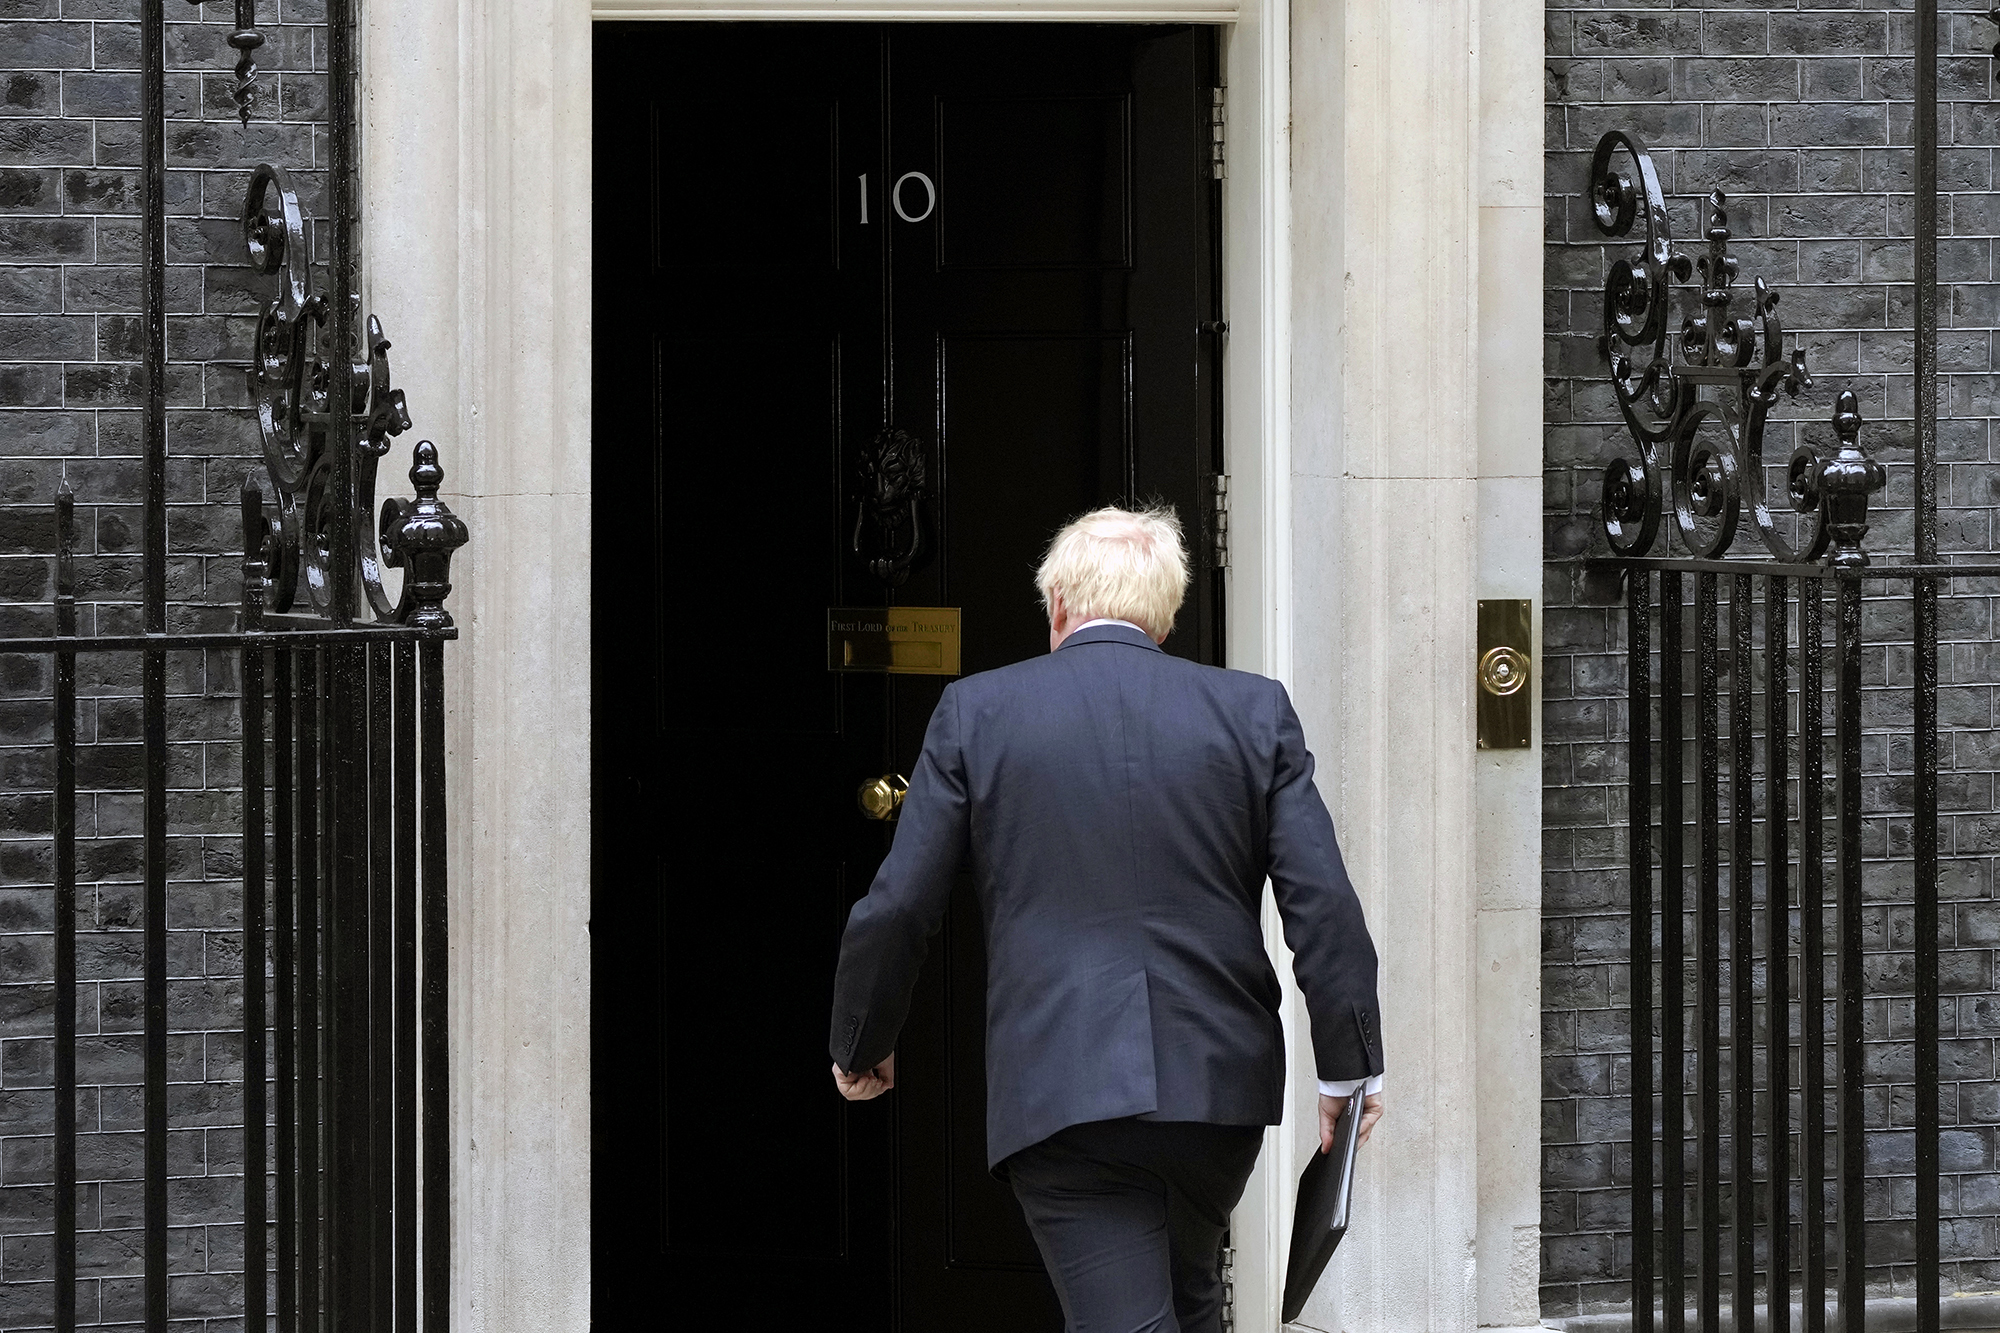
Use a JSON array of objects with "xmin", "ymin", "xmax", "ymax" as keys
[{"xmin": 858, "ymin": 774, "xmax": 909, "ymax": 821}]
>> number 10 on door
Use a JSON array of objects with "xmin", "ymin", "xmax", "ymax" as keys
[{"xmin": 858, "ymin": 173, "xmax": 936, "ymax": 224}]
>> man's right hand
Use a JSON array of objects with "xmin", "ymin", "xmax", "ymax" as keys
[
  {"xmin": 1318, "ymin": 1091, "xmax": 1383, "ymax": 1153},
  {"xmin": 833, "ymin": 1053, "xmax": 897, "ymax": 1101}
]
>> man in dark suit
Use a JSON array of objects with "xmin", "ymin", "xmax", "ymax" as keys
[{"xmin": 829, "ymin": 505, "xmax": 1385, "ymax": 1333}]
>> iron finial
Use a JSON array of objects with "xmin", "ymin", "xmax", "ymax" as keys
[
  {"xmin": 227, "ymin": 0, "xmax": 263, "ymax": 124},
  {"xmin": 186, "ymin": 0, "xmax": 262, "ymax": 123},
  {"xmin": 240, "ymin": 473, "xmax": 270, "ymax": 628},
  {"xmin": 54, "ymin": 480, "xmax": 75, "ymax": 636},
  {"xmin": 380, "ymin": 441, "xmax": 470, "ymax": 630},
  {"xmin": 1821, "ymin": 390, "xmax": 1885, "ymax": 569}
]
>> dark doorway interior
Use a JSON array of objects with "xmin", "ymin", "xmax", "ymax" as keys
[{"xmin": 592, "ymin": 23, "xmax": 1223, "ymax": 1330}]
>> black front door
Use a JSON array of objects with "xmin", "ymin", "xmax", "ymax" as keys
[{"xmin": 592, "ymin": 24, "xmax": 1222, "ymax": 1330}]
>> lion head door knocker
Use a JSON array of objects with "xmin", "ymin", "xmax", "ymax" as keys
[{"xmin": 853, "ymin": 427, "xmax": 934, "ymax": 587}]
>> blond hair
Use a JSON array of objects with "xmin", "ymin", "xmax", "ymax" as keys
[{"xmin": 1034, "ymin": 505, "xmax": 1190, "ymax": 640}]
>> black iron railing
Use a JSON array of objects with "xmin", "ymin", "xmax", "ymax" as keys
[
  {"xmin": 1593, "ymin": 4, "xmax": 1971, "ymax": 1328},
  {"xmin": 1613, "ymin": 561, "xmax": 1967, "ymax": 1333},
  {"xmin": 14, "ymin": 0, "xmax": 469, "ymax": 1327}
]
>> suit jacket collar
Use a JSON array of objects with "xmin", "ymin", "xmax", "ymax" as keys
[{"xmin": 1057, "ymin": 622, "xmax": 1165, "ymax": 653}]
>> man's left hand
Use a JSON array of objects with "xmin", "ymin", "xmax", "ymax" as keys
[
  {"xmin": 833, "ymin": 1053, "xmax": 897, "ymax": 1101},
  {"xmin": 1318, "ymin": 1091, "xmax": 1384, "ymax": 1153}
]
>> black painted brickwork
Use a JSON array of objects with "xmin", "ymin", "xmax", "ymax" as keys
[
  {"xmin": 1546, "ymin": 1, "xmax": 2000, "ymax": 1319},
  {"xmin": 0, "ymin": 0, "xmax": 325, "ymax": 1326}
]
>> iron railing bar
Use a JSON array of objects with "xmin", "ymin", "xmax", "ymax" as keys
[
  {"xmin": 1730, "ymin": 576, "xmax": 1756, "ymax": 1333},
  {"xmin": 1912, "ymin": 17, "xmax": 1940, "ymax": 1317},
  {"xmin": 1915, "ymin": 572, "xmax": 1941, "ymax": 1329},
  {"xmin": 256, "ymin": 613, "xmax": 459, "ymax": 633},
  {"xmin": 1833, "ymin": 574, "xmax": 1866, "ymax": 1333},
  {"xmin": 1584, "ymin": 560, "xmax": 1841, "ymax": 578},
  {"xmin": 53, "ymin": 486, "xmax": 76, "ymax": 1333},
  {"xmin": 142, "ymin": 642, "xmax": 167, "ymax": 1333},
  {"xmin": 140, "ymin": 0, "xmax": 163, "ymax": 638},
  {"xmin": 1801, "ymin": 587, "xmax": 1827, "ymax": 1333},
  {"xmin": 394, "ymin": 643, "xmax": 419, "ymax": 1333},
  {"xmin": 274, "ymin": 650, "xmax": 298, "ymax": 1333},
  {"xmin": 1765, "ymin": 576, "xmax": 1793, "ymax": 1333},
  {"xmin": 1914, "ymin": 0, "xmax": 1942, "ymax": 1305},
  {"xmin": 322, "ymin": 649, "xmax": 343, "ymax": 1329},
  {"xmin": 140, "ymin": 0, "xmax": 168, "ymax": 1301},
  {"xmin": 1632, "ymin": 570, "xmax": 1656, "ymax": 1333},
  {"xmin": 297, "ymin": 651, "xmax": 324, "ymax": 1331},
  {"xmin": 0, "ymin": 627, "xmax": 454, "ymax": 655},
  {"xmin": 420, "ymin": 640, "xmax": 450, "ymax": 1333},
  {"xmin": 1699, "ymin": 572, "xmax": 1722, "ymax": 1333},
  {"xmin": 327, "ymin": 0, "xmax": 356, "ymax": 625},
  {"xmin": 1663, "ymin": 571, "xmax": 1688, "ymax": 1333},
  {"xmin": 244, "ymin": 641, "xmax": 269, "ymax": 1333},
  {"xmin": 1915, "ymin": 0, "xmax": 1938, "ymax": 567},
  {"xmin": 329, "ymin": 644, "xmax": 372, "ymax": 1327},
  {"xmin": 1576, "ymin": 559, "xmax": 2000, "ymax": 581},
  {"xmin": 369, "ymin": 643, "xmax": 396, "ymax": 1331}
]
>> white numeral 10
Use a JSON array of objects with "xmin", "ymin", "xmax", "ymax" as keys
[{"xmin": 859, "ymin": 172, "xmax": 937, "ymax": 224}]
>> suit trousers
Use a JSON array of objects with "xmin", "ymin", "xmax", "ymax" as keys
[{"xmin": 1004, "ymin": 1118, "xmax": 1265, "ymax": 1333}]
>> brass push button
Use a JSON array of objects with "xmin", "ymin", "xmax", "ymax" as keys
[
  {"xmin": 1476, "ymin": 600, "xmax": 1533, "ymax": 750},
  {"xmin": 858, "ymin": 774, "xmax": 909, "ymax": 821},
  {"xmin": 1479, "ymin": 645, "xmax": 1529, "ymax": 697}
]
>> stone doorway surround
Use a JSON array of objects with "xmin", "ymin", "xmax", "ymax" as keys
[{"xmin": 354, "ymin": 0, "xmax": 1545, "ymax": 1328}]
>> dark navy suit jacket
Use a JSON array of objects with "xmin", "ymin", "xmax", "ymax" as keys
[{"xmin": 829, "ymin": 621, "xmax": 1384, "ymax": 1168}]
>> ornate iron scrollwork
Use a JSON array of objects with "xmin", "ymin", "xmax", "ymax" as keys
[
  {"xmin": 241, "ymin": 164, "xmax": 467, "ymax": 625},
  {"xmin": 1592, "ymin": 131, "xmax": 1885, "ymax": 566},
  {"xmin": 853, "ymin": 427, "xmax": 932, "ymax": 587}
]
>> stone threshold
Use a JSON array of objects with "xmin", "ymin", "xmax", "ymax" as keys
[{"xmin": 1547, "ymin": 1296, "xmax": 2000, "ymax": 1333}]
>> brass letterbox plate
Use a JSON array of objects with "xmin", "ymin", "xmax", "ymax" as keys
[
  {"xmin": 1476, "ymin": 598, "xmax": 1533, "ymax": 750},
  {"xmin": 828, "ymin": 607, "xmax": 962, "ymax": 677}
]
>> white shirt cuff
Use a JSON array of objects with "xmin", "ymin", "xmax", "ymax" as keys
[{"xmin": 1317, "ymin": 1074, "xmax": 1383, "ymax": 1098}]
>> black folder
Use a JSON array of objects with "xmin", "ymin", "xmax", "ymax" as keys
[{"xmin": 1280, "ymin": 1100, "xmax": 1362, "ymax": 1324}]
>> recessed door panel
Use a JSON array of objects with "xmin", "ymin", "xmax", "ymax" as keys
[
  {"xmin": 941, "ymin": 333, "xmax": 1132, "ymax": 674},
  {"xmin": 654, "ymin": 334, "xmax": 842, "ymax": 735},
  {"xmin": 663, "ymin": 859, "xmax": 850, "ymax": 1261},
  {"xmin": 654, "ymin": 97, "xmax": 842, "ymax": 271},
  {"xmin": 938, "ymin": 96, "xmax": 1132, "ymax": 270}
]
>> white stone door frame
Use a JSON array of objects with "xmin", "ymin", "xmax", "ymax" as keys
[{"xmin": 359, "ymin": 0, "xmax": 1544, "ymax": 1328}]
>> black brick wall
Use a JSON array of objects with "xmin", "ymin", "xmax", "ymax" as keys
[
  {"xmin": 0, "ymin": 0, "xmax": 325, "ymax": 1324},
  {"xmin": 1547, "ymin": 1, "xmax": 2000, "ymax": 1319}
]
